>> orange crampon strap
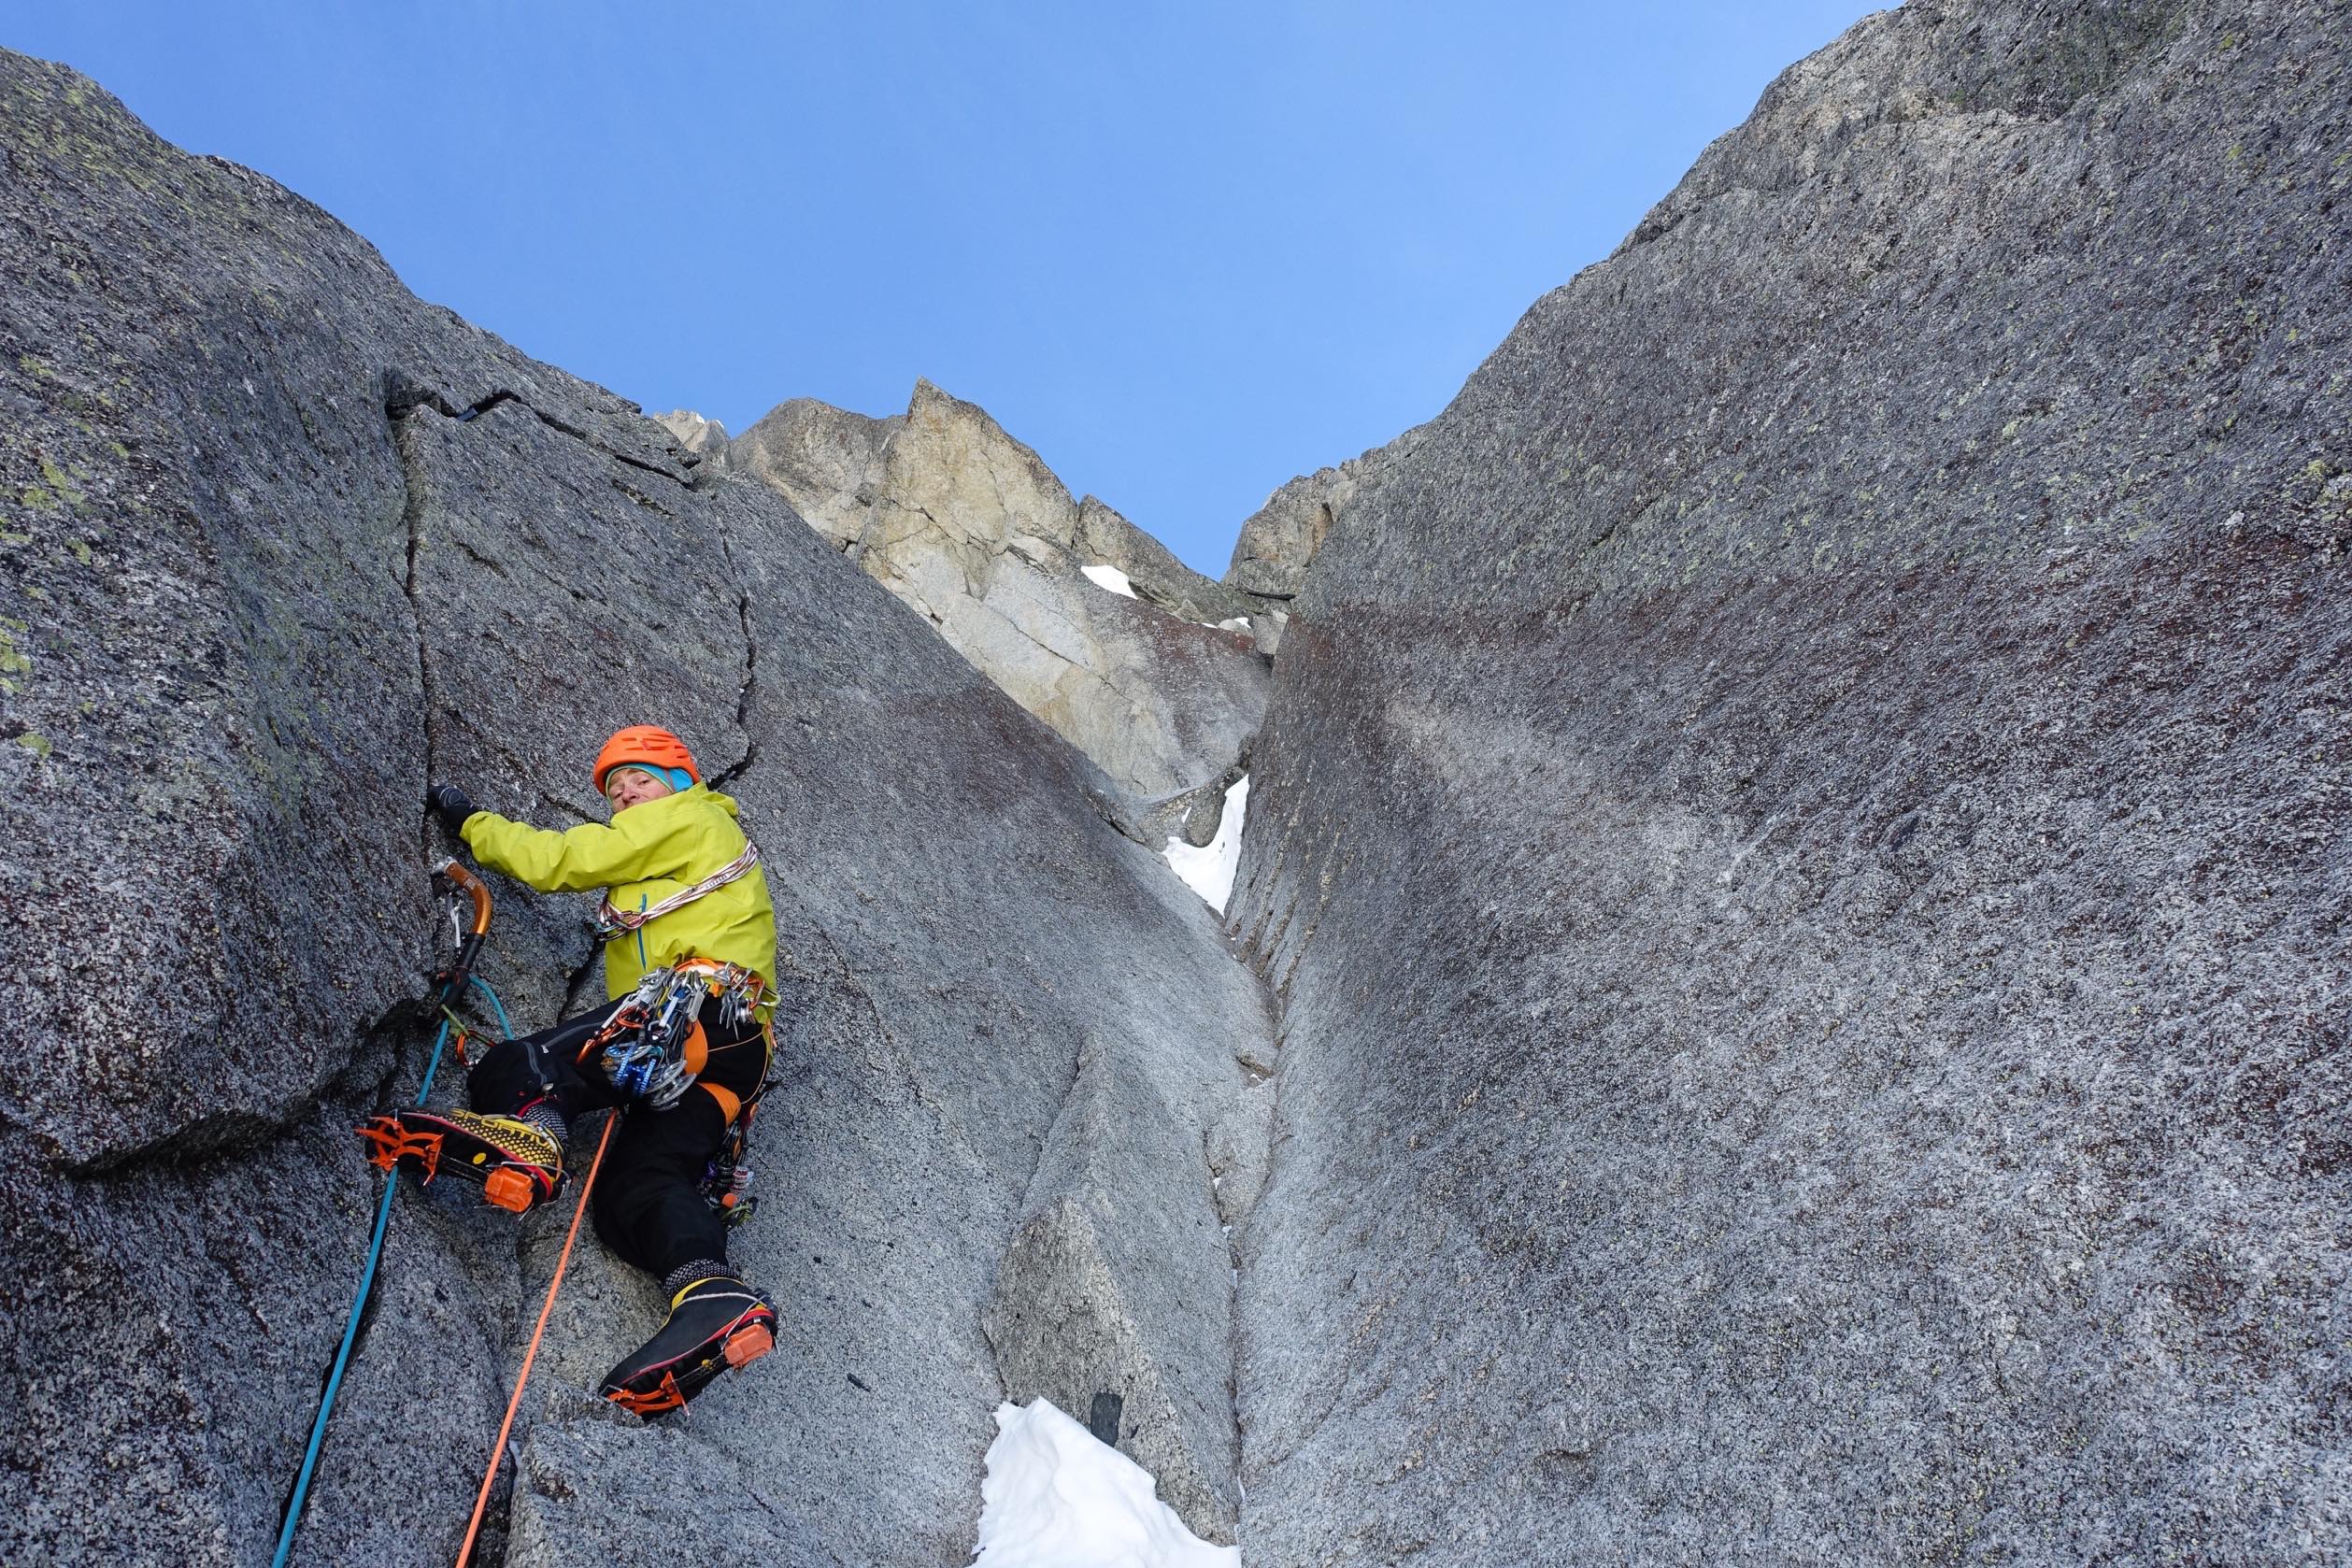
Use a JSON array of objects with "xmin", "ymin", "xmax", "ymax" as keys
[
  {"xmin": 606, "ymin": 1373, "xmax": 689, "ymax": 1418},
  {"xmin": 355, "ymin": 1116, "xmax": 442, "ymax": 1181}
]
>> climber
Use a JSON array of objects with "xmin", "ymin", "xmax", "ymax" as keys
[{"xmin": 411, "ymin": 724, "xmax": 782, "ymax": 1415}]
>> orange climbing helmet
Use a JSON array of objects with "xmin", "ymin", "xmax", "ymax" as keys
[{"xmin": 594, "ymin": 726, "xmax": 701, "ymax": 792}]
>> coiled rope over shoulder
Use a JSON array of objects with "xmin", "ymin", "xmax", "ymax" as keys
[{"xmin": 593, "ymin": 841, "xmax": 761, "ymax": 939}]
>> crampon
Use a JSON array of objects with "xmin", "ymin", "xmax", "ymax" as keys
[
  {"xmin": 355, "ymin": 1107, "xmax": 567, "ymax": 1215},
  {"xmin": 599, "ymin": 1274, "xmax": 777, "ymax": 1416}
]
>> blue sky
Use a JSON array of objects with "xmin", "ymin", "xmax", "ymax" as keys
[{"xmin": 6, "ymin": 3, "xmax": 1878, "ymax": 574}]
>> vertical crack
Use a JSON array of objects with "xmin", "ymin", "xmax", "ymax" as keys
[
  {"xmin": 386, "ymin": 390, "xmax": 533, "ymax": 1568},
  {"xmin": 465, "ymin": 1443, "xmax": 520, "ymax": 1568},
  {"xmin": 274, "ymin": 395, "xmax": 460, "ymax": 1563},
  {"xmin": 1207, "ymin": 1117, "xmax": 1247, "ymax": 1514},
  {"xmin": 984, "ymin": 1030, "xmax": 1094, "ymax": 1411},
  {"xmin": 707, "ymin": 583, "xmax": 760, "ymax": 789},
  {"xmin": 394, "ymin": 410, "xmax": 442, "ymax": 794},
  {"xmin": 704, "ymin": 507, "xmax": 762, "ymax": 790},
  {"xmin": 1229, "ymin": 995, "xmax": 1284, "ymax": 1523}
]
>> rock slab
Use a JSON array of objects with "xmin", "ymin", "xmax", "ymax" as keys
[
  {"xmin": 1227, "ymin": 2, "xmax": 2352, "ymax": 1563},
  {"xmin": 985, "ymin": 1036, "xmax": 1241, "ymax": 1541}
]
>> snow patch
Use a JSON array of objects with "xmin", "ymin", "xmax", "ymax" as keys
[
  {"xmin": 1162, "ymin": 776, "xmax": 1247, "ymax": 912},
  {"xmin": 971, "ymin": 1400, "xmax": 1237, "ymax": 1567},
  {"xmin": 1201, "ymin": 616, "xmax": 1252, "ymax": 634},
  {"xmin": 1081, "ymin": 563, "xmax": 1138, "ymax": 598}
]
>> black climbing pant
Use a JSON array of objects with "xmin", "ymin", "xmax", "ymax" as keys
[{"xmin": 468, "ymin": 994, "xmax": 771, "ymax": 1280}]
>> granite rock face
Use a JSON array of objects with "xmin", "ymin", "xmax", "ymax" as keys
[
  {"xmin": 11, "ymin": 2, "xmax": 2350, "ymax": 1563},
  {"xmin": 650, "ymin": 407, "xmax": 732, "ymax": 465},
  {"xmin": 1221, "ymin": 438, "xmax": 1408, "ymax": 606},
  {"xmin": 1076, "ymin": 492, "xmax": 1260, "ymax": 632},
  {"xmin": 1226, "ymin": 1, "xmax": 2352, "ymax": 1563},
  {"xmin": 0, "ymin": 50, "xmax": 1270, "ymax": 1566},
  {"xmin": 1223, "ymin": 435, "xmax": 1426, "ymax": 657},
  {"xmin": 1222, "ymin": 466, "xmax": 1336, "ymax": 602},
  {"xmin": 983, "ymin": 1035, "xmax": 1243, "ymax": 1542},
  {"xmin": 727, "ymin": 394, "xmax": 899, "ymax": 549},
  {"xmin": 726, "ymin": 383, "xmax": 1269, "ymax": 805}
]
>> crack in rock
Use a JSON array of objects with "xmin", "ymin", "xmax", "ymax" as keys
[
  {"xmin": 385, "ymin": 371, "xmax": 693, "ymax": 491},
  {"xmin": 700, "ymin": 510, "xmax": 762, "ymax": 791}
]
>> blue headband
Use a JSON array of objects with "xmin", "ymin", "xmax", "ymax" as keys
[{"xmin": 614, "ymin": 764, "xmax": 693, "ymax": 793}]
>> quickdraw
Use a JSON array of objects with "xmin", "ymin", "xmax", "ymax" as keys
[
  {"xmin": 593, "ymin": 841, "xmax": 763, "ymax": 939},
  {"xmin": 588, "ymin": 965, "xmax": 703, "ymax": 1109},
  {"xmin": 688, "ymin": 958, "xmax": 771, "ymax": 1032}
]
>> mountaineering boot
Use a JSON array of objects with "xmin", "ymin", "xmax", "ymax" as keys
[
  {"xmin": 599, "ymin": 1269, "xmax": 777, "ymax": 1416},
  {"xmin": 355, "ymin": 1106, "xmax": 567, "ymax": 1214}
]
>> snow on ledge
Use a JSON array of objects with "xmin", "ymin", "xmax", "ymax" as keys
[
  {"xmin": 1080, "ymin": 563, "xmax": 1138, "ymax": 598},
  {"xmin": 1162, "ymin": 776, "xmax": 1247, "ymax": 912},
  {"xmin": 970, "ymin": 1400, "xmax": 1237, "ymax": 1567}
]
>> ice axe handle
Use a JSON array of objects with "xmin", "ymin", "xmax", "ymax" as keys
[{"xmin": 435, "ymin": 860, "xmax": 494, "ymax": 1000}]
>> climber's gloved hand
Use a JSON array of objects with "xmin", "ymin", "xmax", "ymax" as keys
[{"xmin": 425, "ymin": 782, "xmax": 476, "ymax": 836}]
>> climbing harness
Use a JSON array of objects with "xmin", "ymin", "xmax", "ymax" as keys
[
  {"xmin": 273, "ymin": 862, "xmax": 509, "ymax": 1568},
  {"xmin": 593, "ymin": 840, "xmax": 762, "ymax": 939},
  {"xmin": 578, "ymin": 955, "xmax": 777, "ymax": 1214}
]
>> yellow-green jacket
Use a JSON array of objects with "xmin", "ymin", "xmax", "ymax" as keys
[{"xmin": 461, "ymin": 785, "xmax": 778, "ymax": 1014}]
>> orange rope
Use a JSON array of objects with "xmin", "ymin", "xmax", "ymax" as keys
[{"xmin": 453, "ymin": 1113, "xmax": 617, "ymax": 1568}]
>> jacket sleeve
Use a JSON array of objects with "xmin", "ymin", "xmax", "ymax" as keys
[{"xmin": 461, "ymin": 808, "xmax": 676, "ymax": 893}]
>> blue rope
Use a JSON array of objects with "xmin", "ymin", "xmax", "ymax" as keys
[
  {"xmin": 270, "ymin": 976, "xmax": 519, "ymax": 1567},
  {"xmin": 469, "ymin": 973, "xmax": 517, "ymax": 1044}
]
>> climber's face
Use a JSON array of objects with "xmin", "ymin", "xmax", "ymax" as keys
[{"xmin": 604, "ymin": 766, "xmax": 675, "ymax": 816}]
